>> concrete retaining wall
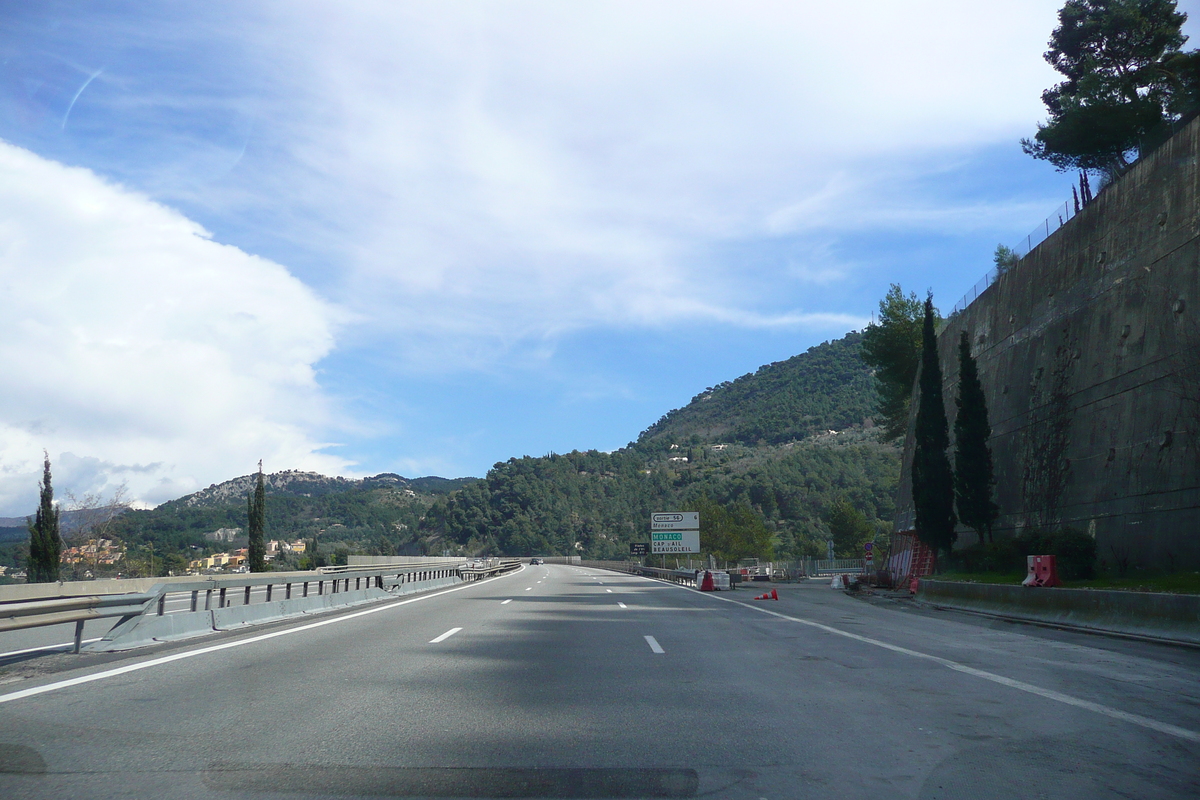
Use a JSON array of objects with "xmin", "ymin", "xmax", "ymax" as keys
[
  {"xmin": 917, "ymin": 579, "xmax": 1200, "ymax": 646},
  {"xmin": 895, "ymin": 114, "xmax": 1200, "ymax": 569}
]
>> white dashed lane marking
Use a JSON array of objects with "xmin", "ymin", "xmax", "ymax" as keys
[
  {"xmin": 644, "ymin": 635, "xmax": 665, "ymax": 654},
  {"xmin": 429, "ymin": 628, "xmax": 462, "ymax": 644}
]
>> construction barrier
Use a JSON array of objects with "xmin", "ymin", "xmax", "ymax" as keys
[{"xmin": 1022, "ymin": 555, "xmax": 1061, "ymax": 587}]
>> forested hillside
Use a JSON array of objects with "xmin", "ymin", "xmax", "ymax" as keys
[
  {"xmin": 3, "ymin": 331, "xmax": 898, "ymax": 575},
  {"xmin": 420, "ymin": 332, "xmax": 898, "ymax": 560},
  {"xmin": 0, "ymin": 472, "xmax": 476, "ymax": 577},
  {"xmin": 635, "ymin": 331, "xmax": 876, "ymax": 448},
  {"xmin": 420, "ymin": 434, "xmax": 897, "ymax": 560}
]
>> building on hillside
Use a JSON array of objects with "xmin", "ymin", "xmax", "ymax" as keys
[{"xmin": 61, "ymin": 538, "xmax": 125, "ymax": 565}]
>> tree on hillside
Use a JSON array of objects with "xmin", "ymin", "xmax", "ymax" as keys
[
  {"xmin": 247, "ymin": 461, "xmax": 266, "ymax": 572},
  {"xmin": 993, "ymin": 244, "xmax": 1020, "ymax": 275},
  {"xmin": 27, "ymin": 453, "xmax": 61, "ymax": 583},
  {"xmin": 953, "ymin": 332, "xmax": 1000, "ymax": 544},
  {"xmin": 861, "ymin": 285, "xmax": 925, "ymax": 441},
  {"xmin": 826, "ymin": 497, "xmax": 872, "ymax": 558},
  {"xmin": 912, "ymin": 297, "xmax": 957, "ymax": 557},
  {"xmin": 695, "ymin": 496, "xmax": 774, "ymax": 565},
  {"xmin": 1021, "ymin": 0, "xmax": 1200, "ymax": 177}
]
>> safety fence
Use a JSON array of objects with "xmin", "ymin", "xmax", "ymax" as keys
[
  {"xmin": 950, "ymin": 199, "xmax": 1076, "ymax": 317},
  {"xmin": 803, "ymin": 558, "xmax": 867, "ymax": 577}
]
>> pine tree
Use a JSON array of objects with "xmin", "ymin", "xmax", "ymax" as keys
[
  {"xmin": 953, "ymin": 332, "xmax": 1000, "ymax": 544},
  {"xmin": 247, "ymin": 461, "xmax": 266, "ymax": 572},
  {"xmin": 27, "ymin": 453, "xmax": 61, "ymax": 583},
  {"xmin": 861, "ymin": 284, "xmax": 924, "ymax": 441},
  {"xmin": 1021, "ymin": 0, "xmax": 1200, "ymax": 177},
  {"xmin": 912, "ymin": 296, "xmax": 957, "ymax": 558}
]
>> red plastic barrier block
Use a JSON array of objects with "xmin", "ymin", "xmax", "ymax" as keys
[{"xmin": 1021, "ymin": 555, "xmax": 1061, "ymax": 587}]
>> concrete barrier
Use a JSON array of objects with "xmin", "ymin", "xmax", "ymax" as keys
[
  {"xmin": 89, "ymin": 575, "xmax": 465, "ymax": 651},
  {"xmin": 390, "ymin": 575, "xmax": 459, "ymax": 596},
  {"xmin": 89, "ymin": 610, "xmax": 217, "ymax": 652},
  {"xmin": 917, "ymin": 580, "xmax": 1200, "ymax": 646}
]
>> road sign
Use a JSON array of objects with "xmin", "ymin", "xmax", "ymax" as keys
[
  {"xmin": 651, "ymin": 530, "xmax": 700, "ymax": 553},
  {"xmin": 651, "ymin": 512, "xmax": 699, "ymax": 531},
  {"xmin": 864, "ymin": 542, "xmax": 874, "ymax": 552},
  {"xmin": 629, "ymin": 542, "xmax": 649, "ymax": 556}
]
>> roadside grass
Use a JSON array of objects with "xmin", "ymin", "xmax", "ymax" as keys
[{"xmin": 934, "ymin": 569, "xmax": 1200, "ymax": 595}]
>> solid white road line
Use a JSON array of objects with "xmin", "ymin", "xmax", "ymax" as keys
[
  {"xmin": 501, "ymin": 599, "xmax": 513, "ymax": 605},
  {"xmin": 644, "ymin": 635, "xmax": 665, "ymax": 654},
  {"xmin": 659, "ymin": 578, "xmax": 1200, "ymax": 745},
  {"xmin": 0, "ymin": 638, "xmax": 104, "ymax": 659},
  {"xmin": 429, "ymin": 627, "xmax": 462, "ymax": 644},
  {"xmin": 618, "ymin": 602, "xmax": 627, "ymax": 609},
  {"xmin": 0, "ymin": 564, "xmax": 526, "ymax": 705}
]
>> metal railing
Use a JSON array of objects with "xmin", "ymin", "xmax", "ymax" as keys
[
  {"xmin": 0, "ymin": 592, "xmax": 156, "ymax": 654},
  {"xmin": 1, "ymin": 560, "xmax": 523, "ymax": 655},
  {"xmin": 459, "ymin": 559, "xmax": 523, "ymax": 581},
  {"xmin": 804, "ymin": 558, "xmax": 867, "ymax": 576},
  {"xmin": 950, "ymin": 200, "xmax": 1077, "ymax": 317}
]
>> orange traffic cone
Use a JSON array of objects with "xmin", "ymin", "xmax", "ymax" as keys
[{"xmin": 770, "ymin": 589, "xmax": 778, "ymax": 600}]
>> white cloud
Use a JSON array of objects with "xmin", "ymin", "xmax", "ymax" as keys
[
  {"xmin": 207, "ymin": 0, "xmax": 1062, "ymax": 365},
  {"xmin": 0, "ymin": 141, "xmax": 349, "ymax": 514}
]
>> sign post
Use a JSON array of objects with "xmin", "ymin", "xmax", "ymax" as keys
[{"xmin": 651, "ymin": 512, "xmax": 700, "ymax": 555}]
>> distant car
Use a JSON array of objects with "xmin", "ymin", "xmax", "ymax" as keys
[{"xmin": 530, "ymin": 558, "xmax": 543, "ymax": 565}]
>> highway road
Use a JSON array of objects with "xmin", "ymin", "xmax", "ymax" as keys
[{"xmin": 1, "ymin": 564, "xmax": 1198, "ymax": 799}]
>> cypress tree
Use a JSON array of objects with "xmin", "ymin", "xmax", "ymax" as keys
[
  {"xmin": 27, "ymin": 453, "xmax": 61, "ymax": 583},
  {"xmin": 247, "ymin": 461, "xmax": 266, "ymax": 572},
  {"xmin": 953, "ymin": 331, "xmax": 1000, "ymax": 544},
  {"xmin": 912, "ymin": 296, "xmax": 957, "ymax": 557}
]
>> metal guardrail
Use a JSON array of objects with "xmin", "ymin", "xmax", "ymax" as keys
[
  {"xmin": 0, "ymin": 559, "xmax": 524, "ymax": 656},
  {"xmin": 0, "ymin": 592, "xmax": 156, "ymax": 652},
  {"xmin": 318, "ymin": 558, "xmax": 465, "ymax": 574},
  {"xmin": 459, "ymin": 559, "xmax": 522, "ymax": 580}
]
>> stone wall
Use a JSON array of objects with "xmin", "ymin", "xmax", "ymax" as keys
[{"xmin": 895, "ymin": 115, "xmax": 1200, "ymax": 570}]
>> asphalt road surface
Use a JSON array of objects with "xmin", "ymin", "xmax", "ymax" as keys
[{"xmin": 1, "ymin": 564, "xmax": 1198, "ymax": 799}]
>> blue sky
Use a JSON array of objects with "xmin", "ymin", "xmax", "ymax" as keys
[{"xmin": 2, "ymin": 1, "xmax": 1196, "ymax": 514}]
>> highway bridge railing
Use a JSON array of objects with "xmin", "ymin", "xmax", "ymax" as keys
[{"xmin": 1, "ymin": 559, "xmax": 523, "ymax": 655}]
